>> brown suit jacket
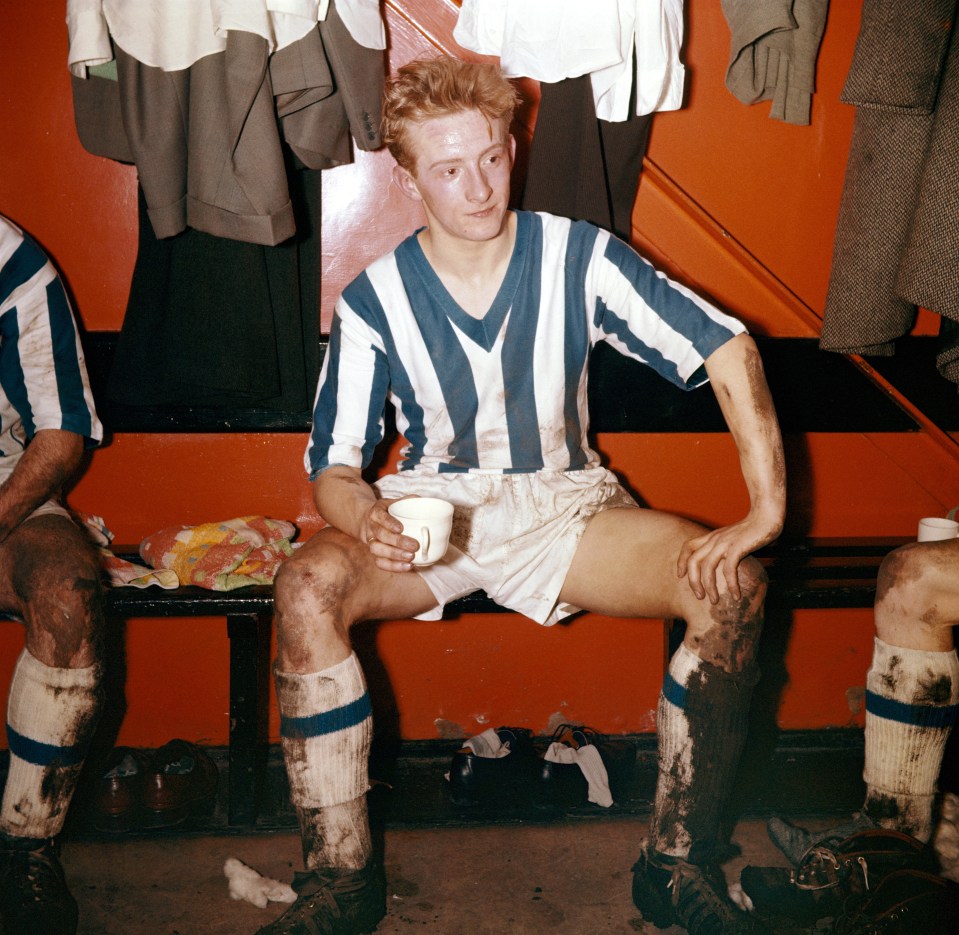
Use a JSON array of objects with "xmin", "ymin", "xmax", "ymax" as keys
[{"xmin": 71, "ymin": 1, "xmax": 384, "ymax": 246}]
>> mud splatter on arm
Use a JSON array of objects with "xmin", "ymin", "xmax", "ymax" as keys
[
  {"xmin": 678, "ymin": 334, "xmax": 786, "ymax": 602},
  {"xmin": 312, "ymin": 466, "xmax": 382, "ymax": 540},
  {"xmin": 704, "ymin": 333, "xmax": 786, "ymax": 535}
]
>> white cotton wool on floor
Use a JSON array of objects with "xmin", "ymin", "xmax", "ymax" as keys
[{"xmin": 224, "ymin": 858, "xmax": 296, "ymax": 908}]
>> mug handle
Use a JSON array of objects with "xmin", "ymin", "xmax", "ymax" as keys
[{"xmin": 419, "ymin": 526, "xmax": 431, "ymax": 561}]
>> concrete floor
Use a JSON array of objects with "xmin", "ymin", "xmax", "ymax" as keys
[{"xmin": 59, "ymin": 816, "xmax": 810, "ymax": 935}]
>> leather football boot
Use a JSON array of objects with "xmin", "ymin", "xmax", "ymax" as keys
[
  {"xmin": 0, "ymin": 835, "xmax": 79, "ymax": 935},
  {"xmin": 254, "ymin": 861, "xmax": 386, "ymax": 935}
]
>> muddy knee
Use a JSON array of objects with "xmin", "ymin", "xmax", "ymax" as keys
[
  {"xmin": 875, "ymin": 544, "xmax": 952, "ymax": 635},
  {"xmin": 274, "ymin": 546, "xmax": 360, "ymax": 617},
  {"xmin": 19, "ymin": 571, "xmax": 103, "ymax": 666},
  {"xmin": 737, "ymin": 554, "xmax": 768, "ymax": 608},
  {"xmin": 690, "ymin": 557, "xmax": 767, "ymax": 673},
  {"xmin": 274, "ymin": 546, "xmax": 362, "ymax": 669},
  {"xmin": 877, "ymin": 546, "xmax": 924, "ymax": 605}
]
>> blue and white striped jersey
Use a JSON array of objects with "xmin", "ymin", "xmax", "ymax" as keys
[
  {"xmin": 306, "ymin": 211, "xmax": 744, "ymax": 479},
  {"xmin": 0, "ymin": 216, "xmax": 102, "ymax": 463}
]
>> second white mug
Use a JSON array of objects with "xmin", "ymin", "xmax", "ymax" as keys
[{"xmin": 917, "ymin": 516, "xmax": 959, "ymax": 542}]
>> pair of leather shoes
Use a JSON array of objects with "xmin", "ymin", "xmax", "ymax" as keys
[
  {"xmin": 448, "ymin": 727, "xmax": 537, "ymax": 807},
  {"xmin": 447, "ymin": 724, "xmax": 634, "ymax": 810},
  {"xmin": 537, "ymin": 724, "xmax": 634, "ymax": 810},
  {"xmin": 92, "ymin": 740, "xmax": 219, "ymax": 831}
]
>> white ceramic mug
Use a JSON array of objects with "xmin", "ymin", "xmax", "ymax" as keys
[
  {"xmin": 387, "ymin": 497, "xmax": 454, "ymax": 565},
  {"xmin": 917, "ymin": 517, "xmax": 959, "ymax": 542}
]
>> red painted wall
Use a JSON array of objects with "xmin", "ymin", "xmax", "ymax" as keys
[{"xmin": 0, "ymin": 1, "xmax": 955, "ymax": 747}]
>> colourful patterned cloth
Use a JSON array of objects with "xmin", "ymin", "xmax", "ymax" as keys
[
  {"xmin": 139, "ymin": 516, "xmax": 297, "ymax": 590},
  {"xmin": 81, "ymin": 514, "xmax": 179, "ymax": 590}
]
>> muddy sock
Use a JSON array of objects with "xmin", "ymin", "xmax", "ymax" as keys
[
  {"xmin": 296, "ymin": 797, "xmax": 372, "ymax": 871},
  {"xmin": 275, "ymin": 653, "xmax": 373, "ymax": 870},
  {"xmin": 649, "ymin": 643, "xmax": 757, "ymax": 860},
  {"xmin": 1, "ymin": 649, "xmax": 100, "ymax": 839},
  {"xmin": 863, "ymin": 638, "xmax": 959, "ymax": 842}
]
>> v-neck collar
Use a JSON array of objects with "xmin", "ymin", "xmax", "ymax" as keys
[{"xmin": 405, "ymin": 211, "xmax": 530, "ymax": 352}]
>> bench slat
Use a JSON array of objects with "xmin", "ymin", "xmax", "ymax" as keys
[{"xmin": 104, "ymin": 585, "xmax": 274, "ymax": 617}]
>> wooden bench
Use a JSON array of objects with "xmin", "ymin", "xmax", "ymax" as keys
[{"xmin": 61, "ymin": 332, "xmax": 921, "ymax": 825}]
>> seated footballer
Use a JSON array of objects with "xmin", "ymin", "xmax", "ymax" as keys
[{"xmin": 258, "ymin": 56, "xmax": 786, "ymax": 935}]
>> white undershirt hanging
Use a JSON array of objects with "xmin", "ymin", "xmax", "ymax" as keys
[
  {"xmin": 453, "ymin": 0, "xmax": 685, "ymax": 121},
  {"xmin": 66, "ymin": 0, "xmax": 385, "ymax": 77}
]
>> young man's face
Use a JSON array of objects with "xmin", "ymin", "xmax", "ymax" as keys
[{"xmin": 394, "ymin": 108, "xmax": 515, "ymax": 245}]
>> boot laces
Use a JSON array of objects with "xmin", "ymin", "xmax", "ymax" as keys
[
  {"xmin": 8, "ymin": 842, "xmax": 66, "ymax": 904},
  {"xmin": 793, "ymin": 845, "xmax": 871, "ymax": 892},
  {"xmin": 665, "ymin": 858, "xmax": 744, "ymax": 932}
]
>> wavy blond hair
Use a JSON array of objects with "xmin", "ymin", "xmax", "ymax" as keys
[{"xmin": 383, "ymin": 57, "xmax": 520, "ymax": 172}]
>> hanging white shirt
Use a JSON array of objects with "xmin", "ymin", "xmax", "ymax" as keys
[
  {"xmin": 453, "ymin": 0, "xmax": 685, "ymax": 121},
  {"xmin": 66, "ymin": 0, "xmax": 385, "ymax": 77}
]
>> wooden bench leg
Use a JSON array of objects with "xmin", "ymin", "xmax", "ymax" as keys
[{"xmin": 226, "ymin": 612, "xmax": 263, "ymax": 826}]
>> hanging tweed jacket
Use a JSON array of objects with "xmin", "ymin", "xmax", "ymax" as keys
[{"xmin": 820, "ymin": 0, "xmax": 959, "ymax": 387}]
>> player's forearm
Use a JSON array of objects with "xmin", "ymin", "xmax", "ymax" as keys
[
  {"xmin": 312, "ymin": 465, "xmax": 380, "ymax": 539},
  {"xmin": 705, "ymin": 334, "xmax": 786, "ymax": 532},
  {"xmin": 0, "ymin": 429, "xmax": 85, "ymax": 542}
]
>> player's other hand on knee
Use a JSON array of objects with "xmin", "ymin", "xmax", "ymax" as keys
[{"xmin": 678, "ymin": 517, "xmax": 777, "ymax": 604}]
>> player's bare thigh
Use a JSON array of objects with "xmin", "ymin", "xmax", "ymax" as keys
[{"xmin": 559, "ymin": 507, "xmax": 714, "ymax": 623}]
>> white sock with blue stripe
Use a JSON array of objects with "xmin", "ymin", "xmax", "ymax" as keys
[
  {"xmin": 650, "ymin": 643, "xmax": 699, "ymax": 857},
  {"xmin": 864, "ymin": 637, "xmax": 959, "ymax": 842},
  {"xmin": 275, "ymin": 653, "xmax": 373, "ymax": 869},
  {"xmin": 2, "ymin": 649, "xmax": 100, "ymax": 839},
  {"xmin": 650, "ymin": 642, "xmax": 757, "ymax": 860}
]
